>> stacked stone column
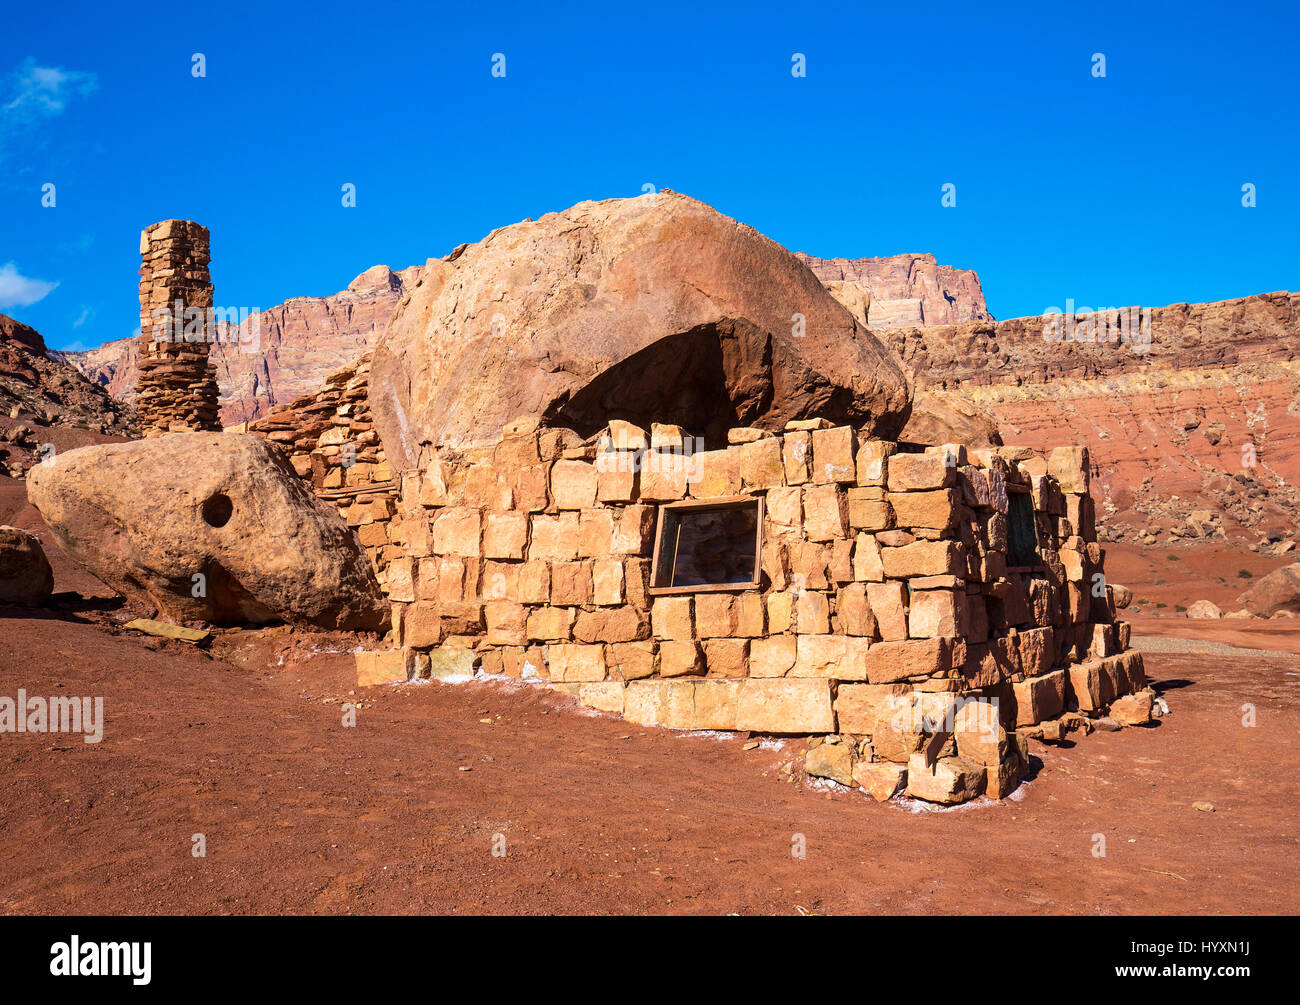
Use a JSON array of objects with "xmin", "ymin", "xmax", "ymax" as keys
[{"xmin": 134, "ymin": 219, "xmax": 222, "ymax": 436}]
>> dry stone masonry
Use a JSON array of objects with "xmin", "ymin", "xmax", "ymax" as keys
[
  {"xmin": 307, "ymin": 409, "xmax": 1146, "ymax": 805},
  {"xmin": 244, "ymin": 354, "xmax": 397, "ymax": 579},
  {"xmin": 134, "ymin": 220, "xmax": 222, "ymax": 436}
]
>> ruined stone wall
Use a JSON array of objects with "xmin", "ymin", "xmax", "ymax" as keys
[
  {"xmin": 243, "ymin": 354, "xmax": 397, "ymax": 580},
  {"xmin": 134, "ymin": 220, "xmax": 222, "ymax": 436}
]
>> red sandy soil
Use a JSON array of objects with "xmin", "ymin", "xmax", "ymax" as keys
[
  {"xmin": 2, "ymin": 477, "xmax": 1298, "ymax": 915},
  {"xmin": 1107, "ymin": 541, "xmax": 1300, "ymax": 654}
]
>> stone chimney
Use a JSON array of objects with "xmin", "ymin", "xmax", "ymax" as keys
[{"xmin": 134, "ymin": 220, "xmax": 222, "ymax": 436}]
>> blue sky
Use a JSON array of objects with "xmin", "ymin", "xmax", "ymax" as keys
[{"xmin": 1, "ymin": 0, "xmax": 1296, "ymax": 352}]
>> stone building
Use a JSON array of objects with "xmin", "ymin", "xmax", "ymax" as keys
[
  {"xmin": 241, "ymin": 192, "xmax": 1146, "ymax": 806},
  {"xmin": 250, "ymin": 364, "xmax": 1144, "ymax": 806}
]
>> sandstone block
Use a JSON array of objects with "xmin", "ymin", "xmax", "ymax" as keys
[
  {"xmin": 703, "ymin": 638, "xmax": 749, "ymax": 678},
  {"xmin": 888, "ymin": 488, "xmax": 960, "ymax": 533},
  {"xmin": 735, "ymin": 679, "xmax": 834, "ymax": 733},
  {"xmin": 794, "ymin": 589, "xmax": 831, "ymax": 634},
  {"xmin": 749, "ymin": 634, "xmax": 796, "ymax": 677},
  {"xmin": 880, "ymin": 540, "xmax": 962, "ymax": 578},
  {"xmin": 356, "ymin": 649, "xmax": 408, "ymax": 687},
  {"xmin": 906, "ymin": 753, "xmax": 987, "ymax": 804},
  {"xmin": 854, "ymin": 761, "xmax": 906, "ymax": 801},
  {"xmin": 593, "ymin": 558, "xmax": 625, "ymax": 605},
  {"xmin": 692, "ymin": 680, "xmax": 742, "ymax": 730},
  {"xmin": 529, "ymin": 512, "xmax": 580, "ymax": 560},
  {"xmin": 485, "ymin": 601, "xmax": 527, "ymax": 645},
  {"xmin": 550, "ymin": 561, "xmax": 594, "ymax": 606},
  {"xmin": 578, "ymin": 681, "xmax": 626, "ymax": 714},
  {"xmin": 517, "ymin": 560, "xmax": 550, "ymax": 604},
  {"xmin": 908, "ymin": 588, "xmax": 964, "ymax": 639},
  {"xmin": 811, "ymin": 426, "xmax": 855, "ymax": 484},
  {"xmin": 855, "ymin": 439, "xmax": 894, "ymax": 486},
  {"xmin": 887, "ymin": 453, "xmax": 956, "ymax": 492},
  {"xmin": 432, "ymin": 507, "xmax": 482, "ymax": 557},
  {"xmin": 1048, "ymin": 445, "xmax": 1090, "ymax": 495},
  {"xmin": 1010, "ymin": 667, "xmax": 1067, "ymax": 726},
  {"xmin": 805, "ymin": 741, "xmax": 854, "ymax": 785},
  {"xmin": 863, "ymin": 637, "xmax": 956, "ymax": 684},
  {"xmin": 612, "ymin": 504, "xmax": 656, "ymax": 555},
  {"xmin": 782, "ymin": 431, "xmax": 812, "ymax": 485},
  {"xmin": 852, "ymin": 532, "xmax": 885, "ymax": 581},
  {"xmin": 651, "ymin": 596, "xmax": 694, "ymax": 640},
  {"xmin": 765, "ymin": 486, "xmax": 802, "ymax": 527},
  {"xmin": 483, "ymin": 511, "xmax": 528, "ymax": 559},
  {"xmin": 527, "ymin": 605, "xmax": 576, "ymax": 642},
  {"xmin": 834, "ymin": 682, "xmax": 912, "ymax": 733},
  {"xmin": 577, "ymin": 509, "xmax": 614, "ymax": 557},
  {"xmin": 605, "ymin": 641, "xmax": 658, "ymax": 681},
  {"xmin": 867, "ymin": 581, "xmax": 908, "ymax": 641},
  {"xmin": 737, "ymin": 438, "xmax": 784, "ymax": 490},
  {"xmin": 694, "ymin": 593, "xmax": 737, "ymax": 637},
  {"xmin": 835, "ymin": 583, "xmax": 876, "ymax": 636},
  {"xmin": 658, "ymin": 639, "xmax": 705, "ymax": 677},
  {"xmin": 547, "ymin": 643, "xmax": 606, "ymax": 682},
  {"xmin": 551, "ymin": 459, "xmax": 598, "ymax": 509},
  {"xmin": 624, "ymin": 679, "xmax": 694, "ymax": 729}
]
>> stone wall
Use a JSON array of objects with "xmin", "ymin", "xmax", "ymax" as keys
[
  {"xmin": 245, "ymin": 357, "xmax": 1146, "ymax": 805},
  {"xmin": 134, "ymin": 220, "xmax": 222, "ymax": 436},
  {"xmin": 354, "ymin": 413, "xmax": 1143, "ymax": 802},
  {"xmin": 242, "ymin": 354, "xmax": 397, "ymax": 582}
]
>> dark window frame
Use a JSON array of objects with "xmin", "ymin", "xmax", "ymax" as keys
[
  {"xmin": 648, "ymin": 495, "xmax": 764, "ymax": 596},
  {"xmin": 1005, "ymin": 484, "xmax": 1044, "ymax": 572}
]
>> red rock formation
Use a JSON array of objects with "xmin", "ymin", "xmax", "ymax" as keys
[
  {"xmin": 795, "ymin": 252, "xmax": 992, "ymax": 327},
  {"xmin": 1, "ymin": 312, "xmax": 139, "ymax": 477},
  {"xmin": 892, "ymin": 292, "xmax": 1300, "ymax": 545},
  {"xmin": 370, "ymin": 192, "xmax": 912, "ymax": 468}
]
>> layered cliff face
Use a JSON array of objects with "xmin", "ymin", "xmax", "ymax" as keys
[
  {"xmin": 888, "ymin": 292, "xmax": 1300, "ymax": 547},
  {"xmin": 794, "ymin": 251, "xmax": 992, "ymax": 328},
  {"xmin": 63, "ymin": 264, "xmax": 424, "ymax": 426},
  {"xmin": 0, "ymin": 313, "xmax": 139, "ymax": 476}
]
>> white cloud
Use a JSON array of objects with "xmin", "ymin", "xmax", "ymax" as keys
[
  {"xmin": 73, "ymin": 306, "xmax": 91, "ymax": 327},
  {"xmin": 0, "ymin": 262, "xmax": 58, "ymax": 308},
  {"xmin": 1, "ymin": 58, "xmax": 98, "ymax": 128}
]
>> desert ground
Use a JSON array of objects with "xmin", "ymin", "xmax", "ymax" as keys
[{"xmin": 3, "ymin": 479, "xmax": 1297, "ymax": 916}]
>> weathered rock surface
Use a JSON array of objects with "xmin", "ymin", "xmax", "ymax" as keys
[
  {"xmin": 854, "ymin": 761, "xmax": 907, "ymax": 801},
  {"xmin": 1, "ymin": 314, "xmax": 139, "ymax": 477},
  {"xmin": 795, "ymin": 252, "xmax": 991, "ymax": 327},
  {"xmin": 901, "ymin": 391, "xmax": 1001, "ymax": 448},
  {"xmin": 372, "ymin": 192, "xmax": 912, "ymax": 467},
  {"xmin": 1109, "ymin": 691, "xmax": 1154, "ymax": 726},
  {"xmin": 26, "ymin": 433, "xmax": 387, "ymax": 629},
  {"xmin": 1237, "ymin": 562, "xmax": 1300, "ymax": 616},
  {"xmin": 1185, "ymin": 599, "xmax": 1222, "ymax": 619},
  {"xmin": 804, "ymin": 740, "xmax": 854, "ymax": 786},
  {"xmin": 905, "ymin": 752, "xmax": 987, "ymax": 804},
  {"xmin": 0, "ymin": 525, "xmax": 54, "ymax": 606}
]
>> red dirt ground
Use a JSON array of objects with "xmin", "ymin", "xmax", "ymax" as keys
[{"xmin": 2, "ymin": 479, "xmax": 1298, "ymax": 915}]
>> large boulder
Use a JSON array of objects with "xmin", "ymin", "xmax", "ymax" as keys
[
  {"xmin": 0, "ymin": 525, "xmax": 54, "ymax": 606},
  {"xmin": 1237, "ymin": 563, "xmax": 1300, "ymax": 617},
  {"xmin": 370, "ymin": 192, "xmax": 912, "ymax": 468},
  {"xmin": 26, "ymin": 433, "xmax": 388, "ymax": 629},
  {"xmin": 901, "ymin": 392, "xmax": 1002, "ymax": 448}
]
